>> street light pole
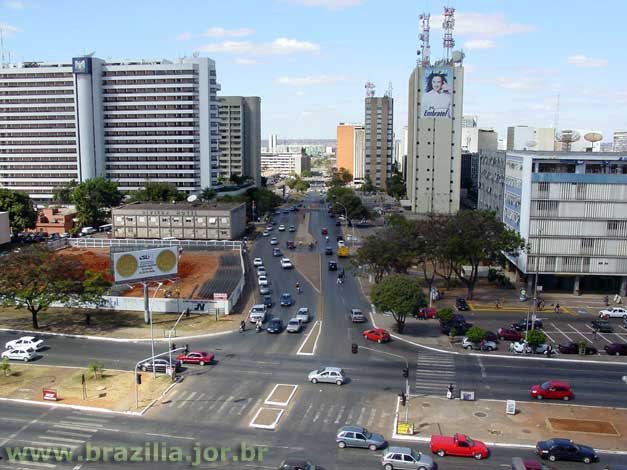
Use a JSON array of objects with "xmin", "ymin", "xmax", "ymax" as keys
[
  {"xmin": 168, "ymin": 310, "xmax": 188, "ymax": 379},
  {"xmin": 149, "ymin": 282, "xmax": 163, "ymax": 378}
]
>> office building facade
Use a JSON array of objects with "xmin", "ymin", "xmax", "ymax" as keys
[
  {"xmin": 614, "ymin": 131, "xmax": 627, "ymax": 153},
  {"xmin": 364, "ymin": 96, "xmax": 393, "ymax": 188},
  {"xmin": 218, "ymin": 96, "xmax": 261, "ymax": 186},
  {"xmin": 0, "ymin": 56, "xmax": 220, "ymax": 200},
  {"xmin": 336, "ymin": 123, "xmax": 365, "ymax": 183},
  {"xmin": 507, "ymin": 126, "xmax": 555, "ymax": 151},
  {"xmin": 477, "ymin": 149, "xmax": 506, "ymax": 220},
  {"xmin": 260, "ymin": 152, "xmax": 310, "ymax": 176}
]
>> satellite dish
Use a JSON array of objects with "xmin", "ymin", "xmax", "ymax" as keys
[
  {"xmin": 558, "ymin": 130, "xmax": 581, "ymax": 143},
  {"xmin": 451, "ymin": 50, "xmax": 465, "ymax": 63},
  {"xmin": 187, "ymin": 195, "xmax": 198, "ymax": 203},
  {"xmin": 584, "ymin": 132, "xmax": 603, "ymax": 143}
]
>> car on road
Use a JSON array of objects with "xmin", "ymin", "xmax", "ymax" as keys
[
  {"xmin": 335, "ymin": 220, "xmax": 341, "ymax": 226},
  {"xmin": 280, "ymin": 293, "xmax": 293, "ymax": 307},
  {"xmin": 536, "ymin": 438, "xmax": 598, "ymax": 464},
  {"xmin": 590, "ymin": 319, "xmax": 614, "ymax": 332},
  {"xmin": 259, "ymin": 286, "xmax": 270, "ymax": 295},
  {"xmin": 1, "ymin": 348, "xmax": 37, "ymax": 362},
  {"xmin": 328, "ymin": 260, "xmax": 338, "ymax": 271},
  {"xmin": 598, "ymin": 307, "xmax": 627, "ymax": 319},
  {"xmin": 176, "ymin": 351, "xmax": 214, "ymax": 366},
  {"xmin": 363, "ymin": 328, "xmax": 391, "ymax": 343},
  {"xmin": 266, "ymin": 225, "xmax": 274, "ymax": 231},
  {"xmin": 278, "ymin": 458, "xmax": 327, "ymax": 470},
  {"xmin": 262, "ymin": 231, "xmax": 270, "ymax": 237},
  {"xmin": 263, "ymin": 295, "xmax": 273, "ymax": 308},
  {"xmin": 258, "ymin": 275, "xmax": 269, "ymax": 287},
  {"xmin": 249, "ymin": 304, "xmax": 267, "ymax": 323},
  {"xmin": 338, "ymin": 240, "xmax": 345, "ymax": 248},
  {"xmin": 253, "ymin": 257, "xmax": 263, "ymax": 266},
  {"xmin": 512, "ymin": 319, "xmax": 543, "ymax": 331},
  {"xmin": 511, "ymin": 457, "xmax": 556, "ymax": 470},
  {"xmin": 336, "ymin": 425, "xmax": 385, "ymax": 450},
  {"xmin": 278, "ymin": 224, "xmax": 286, "ymax": 231},
  {"xmin": 324, "ymin": 246, "xmax": 333, "ymax": 255},
  {"xmin": 308, "ymin": 367, "xmax": 346, "ymax": 385},
  {"xmin": 497, "ymin": 328, "xmax": 523, "ymax": 342},
  {"xmin": 530, "ymin": 381, "xmax": 574, "ymax": 401},
  {"xmin": 270, "ymin": 237, "xmax": 279, "ymax": 245},
  {"xmin": 350, "ymin": 308, "xmax": 367, "ymax": 323},
  {"xmin": 296, "ymin": 307, "xmax": 310, "ymax": 323},
  {"xmin": 321, "ymin": 228, "xmax": 328, "ymax": 235},
  {"xmin": 605, "ymin": 343, "xmax": 627, "ymax": 356},
  {"xmin": 462, "ymin": 337, "xmax": 497, "ymax": 351},
  {"xmin": 558, "ymin": 341, "xmax": 597, "ymax": 355},
  {"xmin": 455, "ymin": 298, "xmax": 470, "ymax": 311},
  {"xmin": 272, "ymin": 247, "xmax": 282, "ymax": 257},
  {"xmin": 5, "ymin": 336, "xmax": 44, "ymax": 351},
  {"xmin": 286, "ymin": 318, "xmax": 302, "ymax": 333},
  {"xmin": 430, "ymin": 433, "xmax": 488, "ymax": 460},
  {"xmin": 281, "ymin": 257, "xmax": 293, "ymax": 269},
  {"xmin": 256, "ymin": 266, "xmax": 266, "ymax": 276},
  {"xmin": 288, "ymin": 225, "xmax": 296, "ymax": 232},
  {"xmin": 139, "ymin": 358, "xmax": 182, "ymax": 373},
  {"xmin": 266, "ymin": 318, "xmax": 284, "ymax": 334},
  {"xmin": 381, "ymin": 446, "xmax": 434, "ymax": 470}
]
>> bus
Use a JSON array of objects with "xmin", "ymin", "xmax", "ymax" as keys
[{"xmin": 98, "ymin": 224, "xmax": 112, "ymax": 232}]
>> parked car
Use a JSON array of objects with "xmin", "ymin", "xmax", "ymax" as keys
[
  {"xmin": 286, "ymin": 318, "xmax": 302, "ymax": 333},
  {"xmin": 1, "ymin": 348, "xmax": 37, "ymax": 362},
  {"xmin": 281, "ymin": 257, "xmax": 293, "ymax": 269},
  {"xmin": 462, "ymin": 337, "xmax": 497, "ymax": 351},
  {"xmin": 512, "ymin": 319, "xmax": 543, "ymax": 331},
  {"xmin": 430, "ymin": 433, "xmax": 489, "ymax": 460},
  {"xmin": 308, "ymin": 367, "xmax": 346, "ymax": 385},
  {"xmin": 253, "ymin": 257, "xmax": 264, "ymax": 266},
  {"xmin": 497, "ymin": 328, "xmax": 523, "ymax": 342},
  {"xmin": 511, "ymin": 457, "xmax": 556, "ymax": 470},
  {"xmin": 5, "ymin": 336, "xmax": 44, "ymax": 351},
  {"xmin": 278, "ymin": 458, "xmax": 327, "ymax": 470},
  {"xmin": 336, "ymin": 425, "xmax": 385, "ymax": 450},
  {"xmin": 270, "ymin": 237, "xmax": 279, "ymax": 245},
  {"xmin": 441, "ymin": 320, "xmax": 472, "ymax": 336},
  {"xmin": 530, "ymin": 381, "xmax": 574, "ymax": 401},
  {"xmin": 590, "ymin": 319, "xmax": 613, "ymax": 332},
  {"xmin": 296, "ymin": 307, "xmax": 310, "ymax": 323},
  {"xmin": 536, "ymin": 438, "xmax": 598, "ymax": 464},
  {"xmin": 509, "ymin": 341, "xmax": 550, "ymax": 355},
  {"xmin": 272, "ymin": 248, "xmax": 282, "ymax": 257},
  {"xmin": 381, "ymin": 446, "xmax": 434, "ymax": 470},
  {"xmin": 558, "ymin": 341, "xmax": 597, "ymax": 355},
  {"xmin": 139, "ymin": 358, "xmax": 182, "ymax": 373},
  {"xmin": 266, "ymin": 318, "xmax": 284, "ymax": 334},
  {"xmin": 263, "ymin": 295, "xmax": 273, "ymax": 308},
  {"xmin": 249, "ymin": 304, "xmax": 267, "ymax": 323},
  {"xmin": 278, "ymin": 225, "xmax": 286, "ymax": 231},
  {"xmin": 350, "ymin": 308, "xmax": 367, "ymax": 323},
  {"xmin": 363, "ymin": 328, "xmax": 391, "ymax": 343},
  {"xmin": 598, "ymin": 307, "xmax": 627, "ymax": 319},
  {"xmin": 280, "ymin": 293, "xmax": 293, "ymax": 307},
  {"xmin": 483, "ymin": 331, "xmax": 499, "ymax": 342},
  {"xmin": 325, "ymin": 246, "xmax": 333, "ymax": 255},
  {"xmin": 328, "ymin": 260, "xmax": 338, "ymax": 271},
  {"xmin": 176, "ymin": 351, "xmax": 214, "ymax": 365},
  {"xmin": 455, "ymin": 298, "xmax": 470, "ymax": 311},
  {"xmin": 414, "ymin": 307, "xmax": 437, "ymax": 319},
  {"xmin": 605, "ymin": 343, "xmax": 627, "ymax": 356}
]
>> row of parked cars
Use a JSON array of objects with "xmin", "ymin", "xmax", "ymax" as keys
[{"xmin": 2, "ymin": 336, "xmax": 45, "ymax": 362}]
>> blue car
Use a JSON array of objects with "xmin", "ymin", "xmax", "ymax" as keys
[
  {"xmin": 280, "ymin": 293, "xmax": 292, "ymax": 307},
  {"xmin": 266, "ymin": 318, "xmax": 283, "ymax": 334}
]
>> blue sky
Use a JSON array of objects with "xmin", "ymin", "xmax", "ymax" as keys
[{"xmin": 2, "ymin": 0, "xmax": 626, "ymax": 142}]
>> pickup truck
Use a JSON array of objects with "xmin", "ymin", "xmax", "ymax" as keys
[{"xmin": 430, "ymin": 433, "xmax": 488, "ymax": 460}]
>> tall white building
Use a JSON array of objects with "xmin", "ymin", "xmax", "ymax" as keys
[
  {"xmin": 261, "ymin": 152, "xmax": 310, "ymax": 176},
  {"xmin": 0, "ymin": 56, "xmax": 220, "ymax": 200},
  {"xmin": 268, "ymin": 133, "xmax": 278, "ymax": 153},
  {"xmin": 507, "ymin": 126, "xmax": 555, "ymax": 151}
]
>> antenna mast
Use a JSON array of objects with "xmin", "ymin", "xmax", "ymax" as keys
[
  {"xmin": 364, "ymin": 81, "xmax": 376, "ymax": 98},
  {"xmin": 418, "ymin": 13, "xmax": 431, "ymax": 66},
  {"xmin": 385, "ymin": 81, "xmax": 393, "ymax": 99},
  {"xmin": 442, "ymin": 6, "xmax": 456, "ymax": 61},
  {"xmin": 553, "ymin": 94, "xmax": 560, "ymax": 132},
  {"xmin": 1, "ymin": 28, "xmax": 5, "ymax": 68}
]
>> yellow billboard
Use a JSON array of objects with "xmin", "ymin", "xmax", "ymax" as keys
[{"xmin": 112, "ymin": 247, "xmax": 178, "ymax": 283}]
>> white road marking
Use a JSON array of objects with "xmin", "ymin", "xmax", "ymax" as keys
[
  {"xmin": 356, "ymin": 406, "xmax": 366, "ymax": 425},
  {"xmin": 204, "ymin": 394, "xmax": 227, "ymax": 413},
  {"xmin": 46, "ymin": 430, "xmax": 90, "ymax": 439},
  {"xmin": 584, "ymin": 325, "xmax": 613, "ymax": 344},
  {"xmin": 334, "ymin": 405, "xmax": 346, "ymax": 424},
  {"xmin": 568, "ymin": 324, "xmax": 592, "ymax": 344},
  {"xmin": 366, "ymin": 408, "xmax": 377, "ymax": 428},
  {"xmin": 214, "ymin": 395, "xmax": 234, "ymax": 415},
  {"xmin": 476, "ymin": 356, "xmax": 487, "ymax": 379},
  {"xmin": 52, "ymin": 424, "xmax": 98, "ymax": 433},
  {"xmin": 38, "ymin": 436, "xmax": 84, "ymax": 444},
  {"xmin": 550, "ymin": 323, "xmax": 572, "ymax": 342}
]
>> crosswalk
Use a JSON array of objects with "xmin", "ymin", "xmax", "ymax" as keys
[{"xmin": 414, "ymin": 350, "xmax": 457, "ymax": 396}]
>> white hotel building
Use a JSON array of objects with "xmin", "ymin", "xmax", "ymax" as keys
[{"xmin": 0, "ymin": 56, "xmax": 220, "ymax": 200}]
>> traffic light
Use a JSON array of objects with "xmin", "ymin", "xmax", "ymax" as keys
[
  {"xmin": 136, "ymin": 373, "xmax": 142, "ymax": 385},
  {"xmin": 351, "ymin": 343, "xmax": 358, "ymax": 354},
  {"xmin": 402, "ymin": 368, "xmax": 409, "ymax": 378},
  {"xmin": 399, "ymin": 391, "xmax": 406, "ymax": 406}
]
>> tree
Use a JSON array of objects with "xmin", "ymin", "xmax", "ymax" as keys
[
  {"xmin": 0, "ymin": 188, "xmax": 37, "ymax": 234},
  {"xmin": 371, "ymin": 275, "xmax": 426, "ymax": 333},
  {"xmin": 229, "ymin": 174, "xmax": 243, "ymax": 185},
  {"xmin": 200, "ymin": 187, "xmax": 216, "ymax": 202},
  {"xmin": 70, "ymin": 178, "xmax": 124, "ymax": 228},
  {"xmin": 52, "ymin": 180, "xmax": 78, "ymax": 204},
  {"xmin": 0, "ymin": 246, "xmax": 91, "ymax": 329},
  {"xmin": 327, "ymin": 186, "xmax": 369, "ymax": 220},
  {"xmin": 87, "ymin": 362, "xmax": 104, "ymax": 379},
  {"xmin": 0, "ymin": 357, "xmax": 10, "ymax": 377},
  {"xmin": 386, "ymin": 171, "xmax": 406, "ymax": 200},
  {"xmin": 129, "ymin": 181, "xmax": 185, "ymax": 203},
  {"xmin": 301, "ymin": 170, "xmax": 313, "ymax": 178},
  {"xmin": 353, "ymin": 227, "xmax": 414, "ymax": 283},
  {"xmin": 466, "ymin": 326, "xmax": 486, "ymax": 344},
  {"xmin": 329, "ymin": 167, "xmax": 353, "ymax": 187},
  {"xmin": 437, "ymin": 307, "xmax": 455, "ymax": 323},
  {"xmin": 360, "ymin": 176, "xmax": 376, "ymax": 193},
  {"xmin": 69, "ymin": 270, "xmax": 112, "ymax": 325},
  {"xmin": 526, "ymin": 329, "xmax": 546, "ymax": 348},
  {"xmin": 248, "ymin": 187, "xmax": 282, "ymax": 217}
]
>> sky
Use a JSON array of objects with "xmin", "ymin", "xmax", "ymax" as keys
[{"xmin": 1, "ymin": 0, "xmax": 626, "ymax": 142}]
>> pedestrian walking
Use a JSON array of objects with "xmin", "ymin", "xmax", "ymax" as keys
[
  {"xmin": 554, "ymin": 303, "xmax": 561, "ymax": 314},
  {"xmin": 495, "ymin": 299, "xmax": 500, "ymax": 310},
  {"xmin": 446, "ymin": 383, "xmax": 455, "ymax": 400}
]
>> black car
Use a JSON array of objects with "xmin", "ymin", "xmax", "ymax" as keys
[
  {"xmin": 336, "ymin": 235, "xmax": 344, "ymax": 242},
  {"xmin": 536, "ymin": 438, "xmax": 598, "ymax": 464},
  {"xmin": 455, "ymin": 297, "xmax": 470, "ymax": 311},
  {"xmin": 605, "ymin": 343, "xmax": 627, "ymax": 356},
  {"xmin": 512, "ymin": 319, "xmax": 544, "ymax": 331},
  {"xmin": 335, "ymin": 221, "xmax": 341, "ymax": 226},
  {"xmin": 139, "ymin": 358, "xmax": 182, "ymax": 373},
  {"xmin": 484, "ymin": 331, "xmax": 499, "ymax": 342},
  {"xmin": 558, "ymin": 341, "xmax": 598, "ymax": 355},
  {"xmin": 590, "ymin": 319, "xmax": 613, "ymax": 333},
  {"xmin": 324, "ymin": 246, "xmax": 333, "ymax": 256},
  {"xmin": 278, "ymin": 458, "xmax": 327, "ymax": 470},
  {"xmin": 263, "ymin": 295, "xmax": 273, "ymax": 308},
  {"xmin": 266, "ymin": 318, "xmax": 283, "ymax": 334},
  {"xmin": 328, "ymin": 260, "xmax": 338, "ymax": 271},
  {"xmin": 441, "ymin": 320, "xmax": 473, "ymax": 335}
]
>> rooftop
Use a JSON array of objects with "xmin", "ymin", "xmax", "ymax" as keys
[{"xmin": 115, "ymin": 201, "xmax": 245, "ymax": 211}]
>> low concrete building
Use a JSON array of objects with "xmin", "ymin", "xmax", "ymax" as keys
[
  {"xmin": 477, "ymin": 150, "xmax": 507, "ymax": 219},
  {"xmin": 0, "ymin": 212, "xmax": 10, "ymax": 245},
  {"xmin": 34, "ymin": 207, "xmax": 77, "ymax": 234},
  {"xmin": 112, "ymin": 202, "xmax": 246, "ymax": 240}
]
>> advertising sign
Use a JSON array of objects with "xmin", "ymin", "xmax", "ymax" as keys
[
  {"xmin": 420, "ymin": 66, "xmax": 453, "ymax": 119},
  {"xmin": 213, "ymin": 293, "xmax": 228, "ymax": 300},
  {"xmin": 72, "ymin": 57, "xmax": 92, "ymax": 74},
  {"xmin": 112, "ymin": 247, "xmax": 178, "ymax": 283},
  {"xmin": 506, "ymin": 400, "xmax": 516, "ymax": 415},
  {"xmin": 43, "ymin": 389, "xmax": 58, "ymax": 401}
]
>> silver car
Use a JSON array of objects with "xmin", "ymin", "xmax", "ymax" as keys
[
  {"xmin": 381, "ymin": 447, "xmax": 434, "ymax": 470},
  {"xmin": 308, "ymin": 367, "xmax": 346, "ymax": 385},
  {"xmin": 286, "ymin": 318, "xmax": 302, "ymax": 333},
  {"xmin": 350, "ymin": 308, "xmax": 367, "ymax": 323},
  {"xmin": 296, "ymin": 307, "xmax": 310, "ymax": 323}
]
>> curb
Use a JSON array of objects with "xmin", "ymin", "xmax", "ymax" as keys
[{"xmin": 0, "ymin": 328, "xmax": 235, "ymax": 344}]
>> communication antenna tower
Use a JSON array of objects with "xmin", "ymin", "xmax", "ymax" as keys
[
  {"xmin": 553, "ymin": 94, "xmax": 560, "ymax": 133},
  {"xmin": 442, "ymin": 6, "xmax": 456, "ymax": 61},
  {"xmin": 385, "ymin": 81, "xmax": 393, "ymax": 99},
  {"xmin": 364, "ymin": 81, "xmax": 376, "ymax": 98},
  {"xmin": 0, "ymin": 28, "xmax": 5, "ymax": 68},
  {"xmin": 418, "ymin": 13, "xmax": 431, "ymax": 66}
]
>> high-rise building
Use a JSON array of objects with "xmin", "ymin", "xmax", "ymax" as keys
[
  {"xmin": 336, "ymin": 123, "xmax": 365, "ymax": 183},
  {"xmin": 365, "ymin": 96, "xmax": 393, "ymax": 188},
  {"xmin": 260, "ymin": 152, "xmax": 310, "ymax": 176},
  {"xmin": 0, "ymin": 56, "xmax": 220, "ymax": 200},
  {"xmin": 268, "ymin": 133, "xmax": 278, "ymax": 153},
  {"xmin": 507, "ymin": 126, "xmax": 555, "ymax": 151},
  {"xmin": 462, "ymin": 115, "xmax": 478, "ymax": 128},
  {"xmin": 218, "ymin": 96, "xmax": 261, "ymax": 186},
  {"xmin": 613, "ymin": 131, "xmax": 627, "ymax": 152}
]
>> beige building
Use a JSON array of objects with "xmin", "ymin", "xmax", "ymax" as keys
[
  {"xmin": 335, "ymin": 123, "xmax": 365, "ymax": 183},
  {"xmin": 112, "ymin": 202, "xmax": 246, "ymax": 240},
  {"xmin": 365, "ymin": 96, "xmax": 393, "ymax": 188}
]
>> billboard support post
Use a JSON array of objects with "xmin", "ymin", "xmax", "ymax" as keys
[{"xmin": 143, "ymin": 282, "xmax": 149, "ymax": 325}]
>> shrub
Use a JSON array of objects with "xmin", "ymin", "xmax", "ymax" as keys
[
  {"xmin": 437, "ymin": 307, "xmax": 455, "ymax": 324},
  {"xmin": 87, "ymin": 362, "xmax": 104, "ymax": 379},
  {"xmin": 526, "ymin": 329, "xmax": 546, "ymax": 348},
  {"xmin": 466, "ymin": 326, "xmax": 486, "ymax": 343},
  {"xmin": 0, "ymin": 357, "xmax": 10, "ymax": 377}
]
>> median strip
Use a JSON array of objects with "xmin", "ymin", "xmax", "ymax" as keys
[
  {"xmin": 264, "ymin": 384, "xmax": 298, "ymax": 407},
  {"xmin": 296, "ymin": 320, "xmax": 322, "ymax": 356},
  {"xmin": 249, "ymin": 407, "xmax": 285, "ymax": 430}
]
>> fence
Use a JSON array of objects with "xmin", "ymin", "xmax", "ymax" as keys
[{"xmin": 67, "ymin": 238, "xmax": 242, "ymax": 251}]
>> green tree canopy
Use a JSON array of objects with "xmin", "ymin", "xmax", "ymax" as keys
[
  {"xmin": 466, "ymin": 326, "xmax": 486, "ymax": 343},
  {"xmin": 301, "ymin": 170, "xmax": 313, "ymax": 178},
  {"xmin": 360, "ymin": 176, "xmax": 377, "ymax": 193},
  {"xmin": 371, "ymin": 275, "xmax": 426, "ymax": 333},
  {"xmin": 353, "ymin": 228, "xmax": 414, "ymax": 283},
  {"xmin": 129, "ymin": 181, "xmax": 186, "ymax": 203},
  {"xmin": 326, "ymin": 186, "xmax": 369, "ymax": 220},
  {"xmin": 200, "ymin": 187, "xmax": 217, "ymax": 202},
  {"xmin": 0, "ymin": 188, "xmax": 36, "ymax": 234},
  {"xmin": 329, "ymin": 167, "xmax": 353, "ymax": 187},
  {"xmin": 386, "ymin": 171, "xmax": 406, "ymax": 200},
  {"xmin": 70, "ymin": 178, "xmax": 124, "ymax": 228},
  {"xmin": 52, "ymin": 180, "xmax": 78, "ymax": 204},
  {"xmin": 526, "ymin": 329, "xmax": 546, "ymax": 348}
]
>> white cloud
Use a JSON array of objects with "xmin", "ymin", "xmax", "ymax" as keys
[
  {"xmin": 234, "ymin": 58, "xmax": 261, "ymax": 65},
  {"xmin": 4, "ymin": 0, "xmax": 24, "ymax": 9},
  {"xmin": 0, "ymin": 22, "xmax": 19, "ymax": 36},
  {"xmin": 285, "ymin": 0, "xmax": 364, "ymax": 9},
  {"xmin": 202, "ymin": 27, "xmax": 255, "ymax": 38},
  {"xmin": 463, "ymin": 39, "xmax": 495, "ymax": 50},
  {"xmin": 274, "ymin": 75, "xmax": 349, "ymax": 86},
  {"xmin": 301, "ymin": 111, "xmax": 313, "ymax": 117},
  {"xmin": 494, "ymin": 76, "xmax": 544, "ymax": 91},
  {"xmin": 567, "ymin": 54, "xmax": 608, "ymax": 68},
  {"xmin": 295, "ymin": 90, "xmax": 306, "ymax": 96},
  {"xmin": 433, "ymin": 12, "xmax": 534, "ymax": 37},
  {"xmin": 197, "ymin": 37, "xmax": 320, "ymax": 56},
  {"xmin": 175, "ymin": 32, "xmax": 191, "ymax": 41}
]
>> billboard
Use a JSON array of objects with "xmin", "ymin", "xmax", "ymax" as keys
[
  {"xmin": 420, "ymin": 67, "xmax": 453, "ymax": 119},
  {"xmin": 112, "ymin": 247, "xmax": 178, "ymax": 283},
  {"xmin": 72, "ymin": 57, "xmax": 92, "ymax": 74}
]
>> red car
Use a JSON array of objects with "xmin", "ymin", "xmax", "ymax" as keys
[
  {"xmin": 363, "ymin": 328, "xmax": 391, "ymax": 343},
  {"xmin": 321, "ymin": 228, "xmax": 328, "ymax": 235},
  {"xmin": 497, "ymin": 327, "xmax": 523, "ymax": 341},
  {"xmin": 430, "ymin": 433, "xmax": 489, "ymax": 459},
  {"xmin": 415, "ymin": 307, "xmax": 437, "ymax": 319},
  {"xmin": 176, "ymin": 351, "xmax": 214, "ymax": 366},
  {"xmin": 530, "ymin": 381, "xmax": 573, "ymax": 401}
]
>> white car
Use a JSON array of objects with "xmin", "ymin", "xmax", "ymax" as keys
[
  {"xmin": 270, "ymin": 237, "xmax": 278, "ymax": 245},
  {"xmin": 253, "ymin": 258, "xmax": 263, "ymax": 266},
  {"xmin": 249, "ymin": 304, "xmax": 267, "ymax": 323},
  {"xmin": 5, "ymin": 336, "xmax": 44, "ymax": 351},
  {"xmin": 509, "ymin": 340, "xmax": 550, "ymax": 355},
  {"xmin": 257, "ymin": 266, "xmax": 266, "ymax": 276},
  {"xmin": 278, "ymin": 225, "xmax": 286, "ymax": 232},
  {"xmin": 338, "ymin": 240, "xmax": 346, "ymax": 248},
  {"xmin": 296, "ymin": 307, "xmax": 310, "ymax": 323},
  {"xmin": 1, "ymin": 348, "xmax": 37, "ymax": 362},
  {"xmin": 286, "ymin": 318, "xmax": 302, "ymax": 333},
  {"xmin": 599, "ymin": 307, "xmax": 627, "ymax": 319},
  {"xmin": 462, "ymin": 337, "xmax": 497, "ymax": 351},
  {"xmin": 262, "ymin": 231, "xmax": 270, "ymax": 237},
  {"xmin": 280, "ymin": 258, "xmax": 293, "ymax": 269},
  {"xmin": 258, "ymin": 275, "xmax": 269, "ymax": 287}
]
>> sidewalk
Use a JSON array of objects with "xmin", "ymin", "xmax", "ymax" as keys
[{"xmin": 395, "ymin": 396, "xmax": 627, "ymax": 452}]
